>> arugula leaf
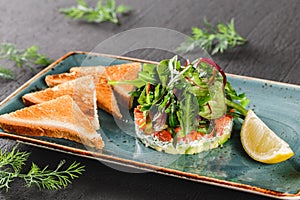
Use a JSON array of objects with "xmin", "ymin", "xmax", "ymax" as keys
[
  {"xmin": 156, "ymin": 60, "xmax": 170, "ymax": 87},
  {"xmin": 0, "ymin": 145, "xmax": 84, "ymax": 191},
  {"xmin": 60, "ymin": 0, "xmax": 131, "ymax": 24},
  {"xmin": 177, "ymin": 89, "xmax": 199, "ymax": 136},
  {"xmin": 168, "ymin": 97, "xmax": 179, "ymax": 128},
  {"xmin": 178, "ymin": 18, "xmax": 247, "ymax": 55},
  {"xmin": 225, "ymin": 82, "xmax": 249, "ymax": 116},
  {"xmin": 225, "ymin": 81, "xmax": 249, "ymax": 107}
]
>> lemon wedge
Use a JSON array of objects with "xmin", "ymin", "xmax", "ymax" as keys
[{"xmin": 240, "ymin": 110, "xmax": 294, "ymax": 164}]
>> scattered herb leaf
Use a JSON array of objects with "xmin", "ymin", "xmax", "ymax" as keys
[
  {"xmin": 0, "ymin": 145, "xmax": 85, "ymax": 191},
  {"xmin": 0, "ymin": 67, "xmax": 14, "ymax": 80},
  {"xmin": 60, "ymin": 0, "xmax": 131, "ymax": 24},
  {"xmin": 0, "ymin": 43, "xmax": 53, "ymax": 70},
  {"xmin": 178, "ymin": 18, "xmax": 247, "ymax": 55},
  {"xmin": 0, "ymin": 43, "xmax": 53, "ymax": 80}
]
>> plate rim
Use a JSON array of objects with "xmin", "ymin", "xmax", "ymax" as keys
[{"xmin": 0, "ymin": 51, "xmax": 299, "ymax": 199}]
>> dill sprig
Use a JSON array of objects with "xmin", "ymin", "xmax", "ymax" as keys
[
  {"xmin": 60, "ymin": 0, "xmax": 131, "ymax": 24},
  {"xmin": 0, "ymin": 145, "xmax": 85, "ymax": 191},
  {"xmin": 178, "ymin": 18, "xmax": 247, "ymax": 55}
]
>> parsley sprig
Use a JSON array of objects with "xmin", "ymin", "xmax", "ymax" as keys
[
  {"xmin": 0, "ymin": 43, "xmax": 53, "ymax": 69},
  {"xmin": 178, "ymin": 18, "xmax": 247, "ymax": 55},
  {"xmin": 0, "ymin": 43, "xmax": 53, "ymax": 80},
  {"xmin": 0, "ymin": 145, "xmax": 85, "ymax": 191},
  {"xmin": 60, "ymin": 0, "xmax": 131, "ymax": 24},
  {"xmin": 0, "ymin": 67, "xmax": 14, "ymax": 80}
]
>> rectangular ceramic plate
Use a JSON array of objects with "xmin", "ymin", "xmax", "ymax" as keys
[{"xmin": 0, "ymin": 52, "xmax": 299, "ymax": 199}]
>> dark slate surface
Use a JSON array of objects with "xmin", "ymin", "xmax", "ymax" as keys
[{"xmin": 0, "ymin": 0, "xmax": 300, "ymax": 199}]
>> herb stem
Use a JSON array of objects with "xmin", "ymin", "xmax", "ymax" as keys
[{"xmin": 225, "ymin": 98, "xmax": 248, "ymax": 116}]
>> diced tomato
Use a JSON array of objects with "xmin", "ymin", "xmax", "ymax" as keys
[
  {"xmin": 154, "ymin": 130, "xmax": 172, "ymax": 142},
  {"xmin": 214, "ymin": 115, "xmax": 232, "ymax": 136},
  {"xmin": 174, "ymin": 127, "xmax": 181, "ymax": 133},
  {"xmin": 134, "ymin": 106, "xmax": 146, "ymax": 130},
  {"xmin": 187, "ymin": 131, "xmax": 203, "ymax": 141},
  {"xmin": 175, "ymin": 114, "xmax": 232, "ymax": 142},
  {"xmin": 177, "ymin": 131, "xmax": 203, "ymax": 142},
  {"xmin": 185, "ymin": 59, "xmax": 190, "ymax": 66},
  {"xmin": 146, "ymin": 83, "xmax": 151, "ymax": 94},
  {"xmin": 134, "ymin": 104, "xmax": 232, "ymax": 143}
]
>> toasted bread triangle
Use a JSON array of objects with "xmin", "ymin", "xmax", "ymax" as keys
[
  {"xmin": 22, "ymin": 76, "xmax": 100, "ymax": 130},
  {"xmin": 44, "ymin": 71, "xmax": 77, "ymax": 87},
  {"xmin": 0, "ymin": 96, "xmax": 104, "ymax": 149},
  {"xmin": 44, "ymin": 62, "xmax": 141, "ymax": 118},
  {"xmin": 45, "ymin": 66, "xmax": 105, "ymax": 87},
  {"xmin": 105, "ymin": 62, "xmax": 141, "ymax": 109},
  {"xmin": 95, "ymin": 70, "xmax": 122, "ymax": 118},
  {"xmin": 69, "ymin": 67, "xmax": 122, "ymax": 118}
]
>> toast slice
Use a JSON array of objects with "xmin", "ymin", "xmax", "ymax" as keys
[
  {"xmin": 105, "ymin": 62, "xmax": 141, "ymax": 109},
  {"xmin": 22, "ymin": 76, "xmax": 100, "ymax": 130},
  {"xmin": 94, "ymin": 71, "xmax": 123, "ymax": 118},
  {"xmin": 0, "ymin": 95, "xmax": 104, "ymax": 149},
  {"xmin": 66, "ymin": 67, "xmax": 123, "ymax": 118},
  {"xmin": 44, "ymin": 71, "xmax": 78, "ymax": 87},
  {"xmin": 44, "ymin": 63, "xmax": 141, "ymax": 117},
  {"xmin": 45, "ymin": 66, "xmax": 106, "ymax": 87}
]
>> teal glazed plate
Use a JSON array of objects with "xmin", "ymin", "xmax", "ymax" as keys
[{"xmin": 0, "ymin": 52, "xmax": 300, "ymax": 199}]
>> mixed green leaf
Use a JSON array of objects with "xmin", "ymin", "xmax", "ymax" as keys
[
  {"xmin": 0, "ymin": 145, "xmax": 85, "ymax": 191},
  {"xmin": 60, "ymin": 0, "xmax": 131, "ymax": 24},
  {"xmin": 178, "ymin": 18, "xmax": 247, "ymax": 55},
  {"xmin": 109, "ymin": 56, "xmax": 249, "ymax": 136}
]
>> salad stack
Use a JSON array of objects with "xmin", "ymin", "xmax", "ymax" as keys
[{"xmin": 110, "ymin": 56, "xmax": 249, "ymax": 154}]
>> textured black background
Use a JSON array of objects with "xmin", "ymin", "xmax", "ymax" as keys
[{"xmin": 0, "ymin": 0, "xmax": 299, "ymax": 199}]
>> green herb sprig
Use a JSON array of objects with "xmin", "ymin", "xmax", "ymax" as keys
[
  {"xmin": 0, "ymin": 67, "xmax": 14, "ymax": 80},
  {"xmin": 0, "ymin": 145, "xmax": 85, "ymax": 191},
  {"xmin": 0, "ymin": 43, "xmax": 53, "ymax": 80},
  {"xmin": 0, "ymin": 43, "xmax": 53, "ymax": 69},
  {"xmin": 178, "ymin": 18, "xmax": 247, "ymax": 55},
  {"xmin": 60, "ymin": 0, "xmax": 131, "ymax": 24}
]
